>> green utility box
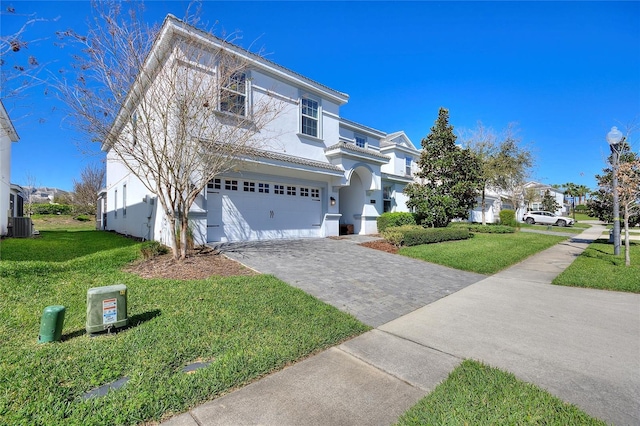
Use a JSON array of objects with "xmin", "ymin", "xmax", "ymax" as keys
[
  {"xmin": 86, "ymin": 284, "xmax": 128, "ymax": 335},
  {"xmin": 38, "ymin": 305, "xmax": 66, "ymax": 343}
]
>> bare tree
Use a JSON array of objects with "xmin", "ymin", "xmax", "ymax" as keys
[
  {"xmin": 462, "ymin": 122, "xmax": 534, "ymax": 223},
  {"xmin": 56, "ymin": 2, "xmax": 284, "ymax": 259},
  {"xmin": 617, "ymin": 159, "xmax": 639, "ymax": 266},
  {"xmin": 19, "ymin": 172, "xmax": 38, "ymax": 216},
  {"xmin": 73, "ymin": 163, "xmax": 105, "ymax": 215},
  {"xmin": 1, "ymin": 6, "xmax": 55, "ymax": 100}
]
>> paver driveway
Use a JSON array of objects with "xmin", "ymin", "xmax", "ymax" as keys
[{"xmin": 220, "ymin": 238, "xmax": 486, "ymax": 327}]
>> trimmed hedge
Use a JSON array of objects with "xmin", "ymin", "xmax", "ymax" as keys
[
  {"xmin": 377, "ymin": 212, "xmax": 416, "ymax": 232},
  {"xmin": 499, "ymin": 209, "xmax": 517, "ymax": 227},
  {"xmin": 382, "ymin": 225, "xmax": 470, "ymax": 246}
]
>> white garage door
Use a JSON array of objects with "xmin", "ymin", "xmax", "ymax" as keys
[{"xmin": 206, "ymin": 177, "xmax": 323, "ymax": 242}]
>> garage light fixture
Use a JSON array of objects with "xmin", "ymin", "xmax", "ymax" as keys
[{"xmin": 330, "ymin": 196, "xmax": 336, "ymax": 206}]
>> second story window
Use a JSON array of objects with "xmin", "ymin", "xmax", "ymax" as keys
[
  {"xmin": 405, "ymin": 157, "xmax": 412, "ymax": 176},
  {"xmin": 301, "ymin": 97, "xmax": 319, "ymax": 137},
  {"xmin": 220, "ymin": 72, "xmax": 246, "ymax": 116},
  {"xmin": 355, "ymin": 134, "xmax": 366, "ymax": 148}
]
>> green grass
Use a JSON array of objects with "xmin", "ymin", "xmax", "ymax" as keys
[
  {"xmin": 31, "ymin": 214, "xmax": 96, "ymax": 231},
  {"xmin": 396, "ymin": 360, "xmax": 605, "ymax": 426},
  {"xmin": 399, "ymin": 232, "xmax": 568, "ymax": 274},
  {"xmin": 574, "ymin": 213, "xmax": 598, "ymax": 221},
  {"xmin": 518, "ymin": 222, "xmax": 588, "ymax": 234},
  {"xmin": 0, "ymin": 230, "xmax": 368, "ymax": 425},
  {"xmin": 553, "ymin": 239, "xmax": 640, "ymax": 293}
]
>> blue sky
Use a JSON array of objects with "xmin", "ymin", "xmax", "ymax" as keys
[{"xmin": 2, "ymin": 1, "xmax": 639, "ymax": 193}]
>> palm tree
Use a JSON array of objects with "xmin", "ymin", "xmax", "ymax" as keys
[{"xmin": 576, "ymin": 184, "xmax": 590, "ymax": 205}]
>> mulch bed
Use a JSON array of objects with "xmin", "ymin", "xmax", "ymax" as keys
[
  {"xmin": 125, "ymin": 247, "xmax": 256, "ymax": 280},
  {"xmin": 359, "ymin": 240, "xmax": 399, "ymax": 254}
]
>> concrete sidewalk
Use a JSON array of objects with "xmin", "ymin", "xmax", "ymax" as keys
[{"xmin": 164, "ymin": 224, "xmax": 640, "ymax": 426}]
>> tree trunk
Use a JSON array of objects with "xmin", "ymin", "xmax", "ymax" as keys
[
  {"xmin": 624, "ymin": 206, "xmax": 630, "ymax": 267},
  {"xmin": 180, "ymin": 214, "xmax": 189, "ymax": 260},
  {"xmin": 481, "ymin": 188, "xmax": 486, "ymax": 225}
]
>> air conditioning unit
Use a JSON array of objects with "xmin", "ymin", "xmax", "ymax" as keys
[
  {"xmin": 12, "ymin": 217, "xmax": 33, "ymax": 238},
  {"xmin": 86, "ymin": 284, "xmax": 128, "ymax": 335}
]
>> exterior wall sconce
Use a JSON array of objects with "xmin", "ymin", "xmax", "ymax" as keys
[{"xmin": 330, "ymin": 197, "xmax": 336, "ymax": 206}]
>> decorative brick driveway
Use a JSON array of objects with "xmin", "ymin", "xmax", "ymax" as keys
[{"xmin": 221, "ymin": 238, "xmax": 486, "ymax": 327}]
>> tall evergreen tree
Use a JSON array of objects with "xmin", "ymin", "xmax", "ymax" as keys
[{"xmin": 405, "ymin": 108, "xmax": 482, "ymax": 227}]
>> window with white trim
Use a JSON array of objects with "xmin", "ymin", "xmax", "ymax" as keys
[
  {"xmin": 300, "ymin": 187, "xmax": 309, "ymax": 197},
  {"xmin": 220, "ymin": 72, "xmax": 246, "ymax": 116},
  {"xmin": 311, "ymin": 188, "xmax": 320, "ymax": 199},
  {"xmin": 225, "ymin": 180, "xmax": 238, "ymax": 191},
  {"xmin": 243, "ymin": 181, "xmax": 255, "ymax": 192},
  {"xmin": 405, "ymin": 157, "xmax": 412, "ymax": 176},
  {"xmin": 274, "ymin": 185, "xmax": 284, "ymax": 195},
  {"xmin": 258, "ymin": 183, "xmax": 269, "ymax": 193},
  {"xmin": 287, "ymin": 186, "xmax": 296, "ymax": 196},
  {"xmin": 301, "ymin": 97, "xmax": 319, "ymax": 137},
  {"xmin": 383, "ymin": 185, "xmax": 392, "ymax": 213},
  {"xmin": 355, "ymin": 134, "xmax": 366, "ymax": 148}
]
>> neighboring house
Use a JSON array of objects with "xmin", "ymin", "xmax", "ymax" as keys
[
  {"xmin": 524, "ymin": 181, "xmax": 566, "ymax": 215},
  {"xmin": 0, "ymin": 100, "xmax": 19, "ymax": 237},
  {"xmin": 103, "ymin": 15, "xmax": 420, "ymax": 245}
]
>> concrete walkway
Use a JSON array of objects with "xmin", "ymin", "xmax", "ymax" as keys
[{"xmin": 165, "ymin": 224, "xmax": 640, "ymax": 426}]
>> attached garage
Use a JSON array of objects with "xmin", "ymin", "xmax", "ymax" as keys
[{"xmin": 206, "ymin": 176, "xmax": 323, "ymax": 242}]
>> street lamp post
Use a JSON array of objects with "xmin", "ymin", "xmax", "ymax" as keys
[{"xmin": 606, "ymin": 126, "xmax": 623, "ymax": 256}]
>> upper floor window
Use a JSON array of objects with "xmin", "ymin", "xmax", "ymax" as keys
[
  {"xmin": 355, "ymin": 134, "xmax": 366, "ymax": 148},
  {"xmin": 301, "ymin": 97, "xmax": 319, "ymax": 137},
  {"xmin": 405, "ymin": 157, "xmax": 412, "ymax": 176},
  {"xmin": 220, "ymin": 72, "xmax": 246, "ymax": 116}
]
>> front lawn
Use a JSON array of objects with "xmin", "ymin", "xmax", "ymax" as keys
[
  {"xmin": 0, "ymin": 231, "xmax": 368, "ymax": 425},
  {"xmin": 553, "ymin": 239, "xmax": 640, "ymax": 293},
  {"xmin": 396, "ymin": 360, "xmax": 605, "ymax": 425},
  {"xmin": 518, "ymin": 222, "xmax": 589, "ymax": 234},
  {"xmin": 399, "ymin": 232, "xmax": 568, "ymax": 274}
]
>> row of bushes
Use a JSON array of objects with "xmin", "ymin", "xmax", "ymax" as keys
[
  {"xmin": 377, "ymin": 210, "xmax": 519, "ymax": 232},
  {"xmin": 382, "ymin": 225, "xmax": 471, "ymax": 247},
  {"xmin": 28, "ymin": 203, "xmax": 96, "ymax": 216},
  {"xmin": 29, "ymin": 203, "xmax": 74, "ymax": 215}
]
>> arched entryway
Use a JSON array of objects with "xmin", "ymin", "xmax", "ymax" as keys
[{"xmin": 339, "ymin": 165, "xmax": 378, "ymax": 235}]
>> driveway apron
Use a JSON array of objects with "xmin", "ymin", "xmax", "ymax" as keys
[{"xmin": 221, "ymin": 238, "xmax": 486, "ymax": 327}]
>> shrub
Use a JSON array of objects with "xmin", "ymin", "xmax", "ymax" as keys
[
  {"xmin": 31, "ymin": 203, "xmax": 73, "ymax": 215},
  {"xmin": 382, "ymin": 225, "xmax": 470, "ymax": 247},
  {"xmin": 381, "ymin": 230, "xmax": 404, "ymax": 246},
  {"xmin": 575, "ymin": 204, "xmax": 588, "ymax": 213},
  {"xmin": 75, "ymin": 215, "xmax": 91, "ymax": 222},
  {"xmin": 377, "ymin": 212, "xmax": 416, "ymax": 232},
  {"xmin": 140, "ymin": 240, "xmax": 169, "ymax": 259},
  {"xmin": 499, "ymin": 209, "xmax": 517, "ymax": 227}
]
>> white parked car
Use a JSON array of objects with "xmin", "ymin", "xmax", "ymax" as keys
[{"xmin": 523, "ymin": 211, "xmax": 575, "ymax": 227}]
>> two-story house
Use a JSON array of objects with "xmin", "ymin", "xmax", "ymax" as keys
[
  {"xmin": 1, "ymin": 100, "xmax": 20, "ymax": 236},
  {"xmin": 101, "ymin": 15, "xmax": 419, "ymax": 246}
]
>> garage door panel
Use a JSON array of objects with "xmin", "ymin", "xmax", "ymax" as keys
[{"xmin": 207, "ymin": 178, "xmax": 323, "ymax": 243}]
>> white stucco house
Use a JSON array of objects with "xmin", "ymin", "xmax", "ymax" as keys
[
  {"xmin": 0, "ymin": 100, "xmax": 20, "ymax": 236},
  {"xmin": 101, "ymin": 15, "xmax": 420, "ymax": 245}
]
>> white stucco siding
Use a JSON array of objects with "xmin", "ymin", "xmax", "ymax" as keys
[{"xmin": 0, "ymin": 131, "xmax": 12, "ymax": 236}]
